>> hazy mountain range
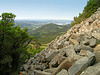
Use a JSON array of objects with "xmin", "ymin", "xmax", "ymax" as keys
[{"xmin": 15, "ymin": 20, "xmax": 71, "ymax": 44}]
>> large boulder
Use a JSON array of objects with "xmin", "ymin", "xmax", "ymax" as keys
[
  {"xmin": 80, "ymin": 62, "xmax": 100, "ymax": 75},
  {"xmin": 68, "ymin": 55, "xmax": 95, "ymax": 75}
]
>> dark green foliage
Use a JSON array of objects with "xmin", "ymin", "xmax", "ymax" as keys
[
  {"xmin": 71, "ymin": 0, "xmax": 100, "ymax": 27},
  {"xmin": 0, "ymin": 13, "xmax": 33, "ymax": 75},
  {"xmin": 30, "ymin": 23, "xmax": 71, "ymax": 44}
]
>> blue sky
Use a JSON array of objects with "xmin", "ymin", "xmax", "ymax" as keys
[{"xmin": 0, "ymin": 0, "xmax": 89, "ymax": 20}]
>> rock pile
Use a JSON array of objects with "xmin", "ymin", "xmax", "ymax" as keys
[{"xmin": 20, "ymin": 8, "xmax": 100, "ymax": 75}]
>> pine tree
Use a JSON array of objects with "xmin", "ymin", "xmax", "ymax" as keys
[{"xmin": 0, "ymin": 13, "xmax": 33, "ymax": 75}]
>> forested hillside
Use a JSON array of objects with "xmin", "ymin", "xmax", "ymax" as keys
[{"xmin": 30, "ymin": 23, "xmax": 71, "ymax": 44}]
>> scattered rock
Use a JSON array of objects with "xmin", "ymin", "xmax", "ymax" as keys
[
  {"xmin": 20, "ymin": 7, "xmax": 100, "ymax": 75},
  {"xmin": 49, "ymin": 51, "xmax": 66, "ymax": 68},
  {"xmin": 52, "ymin": 57, "xmax": 73, "ymax": 75}
]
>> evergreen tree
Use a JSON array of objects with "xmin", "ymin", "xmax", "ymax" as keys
[{"xmin": 0, "ymin": 13, "xmax": 33, "ymax": 75}]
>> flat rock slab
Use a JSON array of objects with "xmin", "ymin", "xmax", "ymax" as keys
[
  {"xmin": 80, "ymin": 62, "xmax": 100, "ymax": 75},
  {"xmin": 68, "ymin": 57, "xmax": 92, "ymax": 75}
]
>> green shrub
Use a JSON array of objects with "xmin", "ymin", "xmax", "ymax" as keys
[{"xmin": 71, "ymin": 0, "xmax": 100, "ymax": 27}]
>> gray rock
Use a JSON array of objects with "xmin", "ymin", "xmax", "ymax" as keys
[
  {"xmin": 68, "ymin": 57, "xmax": 94, "ymax": 75},
  {"xmin": 74, "ymin": 45, "xmax": 81, "ymax": 52},
  {"xmin": 49, "ymin": 51, "xmax": 66, "ymax": 68},
  {"xmin": 80, "ymin": 62, "xmax": 100, "ymax": 75},
  {"xmin": 64, "ymin": 45, "xmax": 77, "ymax": 59},
  {"xmin": 52, "ymin": 57, "xmax": 72, "ymax": 75},
  {"xmin": 63, "ymin": 41, "xmax": 69, "ymax": 47},
  {"xmin": 85, "ymin": 35, "xmax": 92, "ymax": 39},
  {"xmin": 56, "ymin": 69, "xmax": 69, "ymax": 75},
  {"xmin": 23, "ymin": 64, "xmax": 29, "ymax": 71},
  {"xmin": 56, "ymin": 40, "xmax": 64, "ymax": 49},
  {"xmin": 94, "ymin": 51, "xmax": 100, "ymax": 63},
  {"xmin": 45, "ymin": 50, "xmax": 58, "ymax": 62},
  {"xmin": 83, "ymin": 39, "xmax": 90, "ymax": 45},
  {"xmin": 34, "ymin": 65, "xmax": 43, "ymax": 70},
  {"xmin": 80, "ymin": 45, "xmax": 94, "ymax": 52},
  {"xmin": 92, "ymin": 33, "xmax": 100, "ymax": 40},
  {"xmin": 79, "ymin": 50, "xmax": 95, "ymax": 59},
  {"xmin": 89, "ymin": 38, "xmax": 96, "ymax": 47}
]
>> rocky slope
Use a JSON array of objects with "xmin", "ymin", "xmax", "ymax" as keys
[{"xmin": 20, "ymin": 8, "xmax": 100, "ymax": 75}]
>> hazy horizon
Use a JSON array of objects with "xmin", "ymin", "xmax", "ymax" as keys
[{"xmin": 1, "ymin": 0, "xmax": 89, "ymax": 20}]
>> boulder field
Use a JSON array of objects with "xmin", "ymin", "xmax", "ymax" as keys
[{"xmin": 20, "ymin": 8, "xmax": 100, "ymax": 75}]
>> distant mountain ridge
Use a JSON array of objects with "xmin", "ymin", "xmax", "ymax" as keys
[
  {"xmin": 30, "ymin": 23, "xmax": 71, "ymax": 44},
  {"xmin": 15, "ymin": 20, "xmax": 71, "ymax": 32}
]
